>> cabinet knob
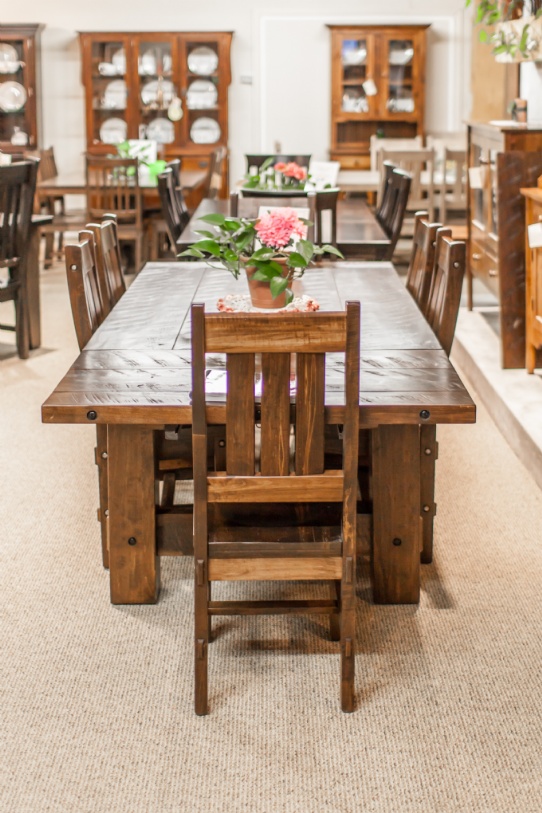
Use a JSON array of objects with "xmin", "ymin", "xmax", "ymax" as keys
[
  {"xmin": 472, "ymin": 253, "xmax": 482, "ymax": 260},
  {"xmin": 488, "ymin": 269, "xmax": 498, "ymax": 277}
]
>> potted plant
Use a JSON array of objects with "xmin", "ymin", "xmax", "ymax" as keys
[
  {"xmin": 179, "ymin": 207, "xmax": 342, "ymax": 309},
  {"xmin": 243, "ymin": 157, "xmax": 309, "ymax": 193},
  {"xmin": 467, "ymin": 0, "xmax": 542, "ymax": 61}
]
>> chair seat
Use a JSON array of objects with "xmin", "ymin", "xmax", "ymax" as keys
[{"xmin": 40, "ymin": 212, "xmax": 87, "ymax": 233}]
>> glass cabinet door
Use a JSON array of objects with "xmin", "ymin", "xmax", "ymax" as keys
[
  {"xmin": 181, "ymin": 37, "xmax": 224, "ymax": 148},
  {"xmin": 381, "ymin": 35, "xmax": 417, "ymax": 118},
  {"xmin": 338, "ymin": 35, "xmax": 376, "ymax": 118},
  {"xmin": 0, "ymin": 35, "xmax": 34, "ymax": 149},
  {"xmin": 87, "ymin": 35, "xmax": 132, "ymax": 147},
  {"xmin": 136, "ymin": 36, "xmax": 178, "ymax": 148}
]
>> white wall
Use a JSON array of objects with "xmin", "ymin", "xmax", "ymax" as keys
[
  {"xmin": 521, "ymin": 62, "xmax": 542, "ymax": 121},
  {"xmin": 2, "ymin": 0, "xmax": 471, "ymax": 183}
]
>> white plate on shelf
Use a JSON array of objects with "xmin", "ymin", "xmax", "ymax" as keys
[
  {"xmin": 141, "ymin": 79, "xmax": 175, "ymax": 107},
  {"xmin": 389, "ymin": 47, "xmax": 414, "ymax": 66},
  {"xmin": 0, "ymin": 43, "xmax": 19, "ymax": 74},
  {"xmin": 0, "ymin": 81, "xmax": 27, "ymax": 112},
  {"xmin": 186, "ymin": 79, "xmax": 217, "ymax": 109},
  {"xmin": 342, "ymin": 46, "xmax": 367, "ymax": 66},
  {"xmin": 99, "ymin": 116, "xmax": 127, "ymax": 144},
  {"xmin": 138, "ymin": 50, "xmax": 156, "ymax": 76},
  {"xmin": 187, "ymin": 46, "xmax": 218, "ymax": 76},
  {"xmin": 111, "ymin": 48, "xmax": 126, "ymax": 74},
  {"xmin": 102, "ymin": 79, "xmax": 127, "ymax": 110},
  {"xmin": 146, "ymin": 117, "xmax": 175, "ymax": 144},
  {"xmin": 190, "ymin": 116, "xmax": 220, "ymax": 144}
]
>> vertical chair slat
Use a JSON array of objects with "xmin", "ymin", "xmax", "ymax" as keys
[
  {"xmin": 261, "ymin": 353, "xmax": 291, "ymax": 476},
  {"xmin": 295, "ymin": 353, "xmax": 325, "ymax": 475},
  {"xmin": 226, "ymin": 353, "xmax": 256, "ymax": 475}
]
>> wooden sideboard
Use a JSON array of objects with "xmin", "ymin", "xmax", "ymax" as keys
[
  {"xmin": 521, "ymin": 186, "xmax": 542, "ymax": 373},
  {"xmin": 467, "ymin": 122, "xmax": 542, "ymax": 368}
]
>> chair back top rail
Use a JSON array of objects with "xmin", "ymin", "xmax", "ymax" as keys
[
  {"xmin": 83, "ymin": 219, "xmax": 126, "ymax": 314},
  {"xmin": 425, "ymin": 232, "xmax": 466, "ymax": 357},
  {"xmin": 158, "ymin": 168, "xmax": 190, "ymax": 245},
  {"xmin": 376, "ymin": 168, "xmax": 412, "ymax": 256},
  {"xmin": 65, "ymin": 237, "xmax": 106, "ymax": 350},
  {"xmin": 405, "ymin": 211, "xmax": 443, "ymax": 316}
]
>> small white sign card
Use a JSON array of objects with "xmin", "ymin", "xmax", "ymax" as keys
[
  {"xmin": 528, "ymin": 222, "xmax": 542, "ymax": 249},
  {"xmin": 468, "ymin": 167, "xmax": 484, "ymax": 189},
  {"xmin": 307, "ymin": 160, "xmax": 340, "ymax": 189}
]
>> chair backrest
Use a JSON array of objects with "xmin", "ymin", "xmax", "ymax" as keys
[
  {"xmin": 245, "ymin": 154, "xmax": 312, "ymax": 172},
  {"xmin": 370, "ymin": 135, "xmax": 423, "ymax": 172},
  {"xmin": 206, "ymin": 146, "xmax": 228, "ymax": 200},
  {"xmin": 191, "ymin": 303, "xmax": 360, "ymax": 490},
  {"xmin": 38, "ymin": 147, "xmax": 58, "ymax": 181},
  {"xmin": 0, "ymin": 160, "xmax": 38, "ymax": 267},
  {"xmin": 166, "ymin": 158, "xmax": 190, "ymax": 223},
  {"xmin": 380, "ymin": 148, "xmax": 436, "ymax": 220},
  {"xmin": 85, "ymin": 156, "xmax": 142, "ymax": 225},
  {"xmin": 65, "ymin": 237, "xmax": 106, "ymax": 350},
  {"xmin": 405, "ymin": 212, "xmax": 442, "ymax": 316},
  {"xmin": 439, "ymin": 148, "xmax": 467, "ymax": 222},
  {"xmin": 375, "ymin": 160, "xmax": 396, "ymax": 218},
  {"xmin": 314, "ymin": 189, "xmax": 339, "ymax": 245},
  {"xmin": 158, "ymin": 168, "xmax": 190, "ymax": 245},
  {"xmin": 425, "ymin": 231, "xmax": 466, "ymax": 356},
  {"xmin": 83, "ymin": 220, "xmax": 126, "ymax": 314},
  {"xmin": 375, "ymin": 168, "xmax": 411, "ymax": 256}
]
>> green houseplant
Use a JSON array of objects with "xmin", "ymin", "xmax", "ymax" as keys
[
  {"xmin": 468, "ymin": 0, "xmax": 542, "ymax": 60},
  {"xmin": 179, "ymin": 207, "xmax": 342, "ymax": 308}
]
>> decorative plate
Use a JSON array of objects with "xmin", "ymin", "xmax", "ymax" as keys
[
  {"xmin": 138, "ymin": 49, "xmax": 156, "ymax": 76},
  {"xmin": 102, "ymin": 79, "xmax": 127, "ymax": 110},
  {"xmin": 342, "ymin": 43, "xmax": 367, "ymax": 66},
  {"xmin": 186, "ymin": 79, "xmax": 217, "ymax": 110},
  {"xmin": 99, "ymin": 116, "xmax": 127, "ymax": 144},
  {"xmin": 389, "ymin": 47, "xmax": 414, "ymax": 66},
  {"xmin": 146, "ymin": 116, "xmax": 175, "ymax": 144},
  {"xmin": 190, "ymin": 116, "xmax": 220, "ymax": 144},
  {"xmin": 187, "ymin": 46, "xmax": 218, "ymax": 76},
  {"xmin": 0, "ymin": 43, "xmax": 19, "ymax": 74},
  {"xmin": 0, "ymin": 81, "xmax": 27, "ymax": 112},
  {"xmin": 111, "ymin": 48, "xmax": 126, "ymax": 74},
  {"xmin": 140, "ymin": 79, "xmax": 175, "ymax": 107}
]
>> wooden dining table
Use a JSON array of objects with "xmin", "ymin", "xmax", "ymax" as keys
[
  {"xmin": 177, "ymin": 196, "xmax": 392, "ymax": 259},
  {"xmin": 42, "ymin": 260, "xmax": 475, "ymax": 607}
]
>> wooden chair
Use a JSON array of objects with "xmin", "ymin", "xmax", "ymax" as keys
[
  {"xmin": 205, "ymin": 146, "xmax": 228, "ymax": 200},
  {"xmin": 157, "ymin": 168, "xmax": 191, "ymax": 250},
  {"xmin": 314, "ymin": 189, "xmax": 339, "ymax": 246},
  {"xmin": 37, "ymin": 147, "xmax": 87, "ymax": 268},
  {"xmin": 438, "ymin": 148, "xmax": 467, "ymax": 223},
  {"xmin": 85, "ymin": 156, "xmax": 144, "ymax": 273},
  {"xmin": 369, "ymin": 134, "xmax": 423, "ymax": 172},
  {"xmin": 82, "ymin": 219, "xmax": 126, "ymax": 316},
  {"xmin": 419, "ymin": 231, "xmax": 466, "ymax": 565},
  {"xmin": 380, "ymin": 148, "xmax": 436, "ymax": 223},
  {"xmin": 375, "ymin": 168, "xmax": 412, "ymax": 259},
  {"xmin": 232, "ymin": 191, "xmax": 317, "ymax": 242},
  {"xmin": 405, "ymin": 212, "xmax": 442, "ymax": 316},
  {"xmin": 191, "ymin": 303, "xmax": 360, "ymax": 715},
  {"xmin": 375, "ymin": 160, "xmax": 396, "ymax": 222},
  {"xmin": 0, "ymin": 160, "xmax": 38, "ymax": 358}
]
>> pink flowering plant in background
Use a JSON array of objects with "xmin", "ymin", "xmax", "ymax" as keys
[
  {"xmin": 244, "ymin": 156, "xmax": 309, "ymax": 191},
  {"xmin": 180, "ymin": 207, "xmax": 342, "ymax": 303}
]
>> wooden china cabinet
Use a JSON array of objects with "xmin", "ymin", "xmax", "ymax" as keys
[
  {"xmin": 0, "ymin": 23, "xmax": 43, "ymax": 153},
  {"xmin": 327, "ymin": 24, "xmax": 429, "ymax": 169},
  {"xmin": 78, "ymin": 31, "xmax": 232, "ymax": 177},
  {"xmin": 467, "ymin": 122, "xmax": 542, "ymax": 368}
]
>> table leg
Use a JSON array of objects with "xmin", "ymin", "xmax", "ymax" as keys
[
  {"xmin": 420, "ymin": 424, "xmax": 438, "ymax": 564},
  {"xmin": 26, "ymin": 223, "xmax": 41, "ymax": 349},
  {"xmin": 107, "ymin": 425, "xmax": 160, "ymax": 604},
  {"xmin": 372, "ymin": 424, "xmax": 422, "ymax": 604},
  {"xmin": 95, "ymin": 424, "xmax": 109, "ymax": 569}
]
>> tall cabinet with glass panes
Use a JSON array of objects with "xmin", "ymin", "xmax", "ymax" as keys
[
  {"xmin": 0, "ymin": 24, "xmax": 43, "ymax": 153},
  {"xmin": 327, "ymin": 24, "xmax": 429, "ymax": 169}
]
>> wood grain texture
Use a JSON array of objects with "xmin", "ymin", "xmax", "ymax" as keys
[
  {"xmin": 207, "ymin": 472, "xmax": 344, "ymax": 503},
  {"xmin": 208, "ymin": 558, "xmax": 343, "ymax": 581}
]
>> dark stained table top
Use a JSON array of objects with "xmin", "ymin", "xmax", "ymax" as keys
[
  {"xmin": 177, "ymin": 197, "xmax": 391, "ymax": 259},
  {"xmin": 42, "ymin": 261, "xmax": 475, "ymax": 429}
]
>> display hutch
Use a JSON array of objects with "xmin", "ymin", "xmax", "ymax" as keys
[
  {"xmin": 327, "ymin": 24, "xmax": 429, "ymax": 169},
  {"xmin": 78, "ymin": 31, "xmax": 232, "ymax": 181},
  {"xmin": 0, "ymin": 24, "xmax": 43, "ymax": 153},
  {"xmin": 521, "ymin": 185, "xmax": 542, "ymax": 373},
  {"xmin": 467, "ymin": 122, "xmax": 542, "ymax": 369}
]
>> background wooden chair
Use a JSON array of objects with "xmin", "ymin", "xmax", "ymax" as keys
[
  {"xmin": 83, "ymin": 219, "xmax": 126, "ymax": 316},
  {"xmin": 0, "ymin": 160, "xmax": 38, "ymax": 359},
  {"xmin": 37, "ymin": 146, "xmax": 86, "ymax": 268},
  {"xmin": 438, "ymin": 147, "xmax": 467, "ymax": 223},
  {"xmin": 85, "ymin": 156, "xmax": 144, "ymax": 273},
  {"xmin": 405, "ymin": 212, "xmax": 442, "ymax": 316},
  {"xmin": 191, "ymin": 303, "xmax": 360, "ymax": 715},
  {"xmin": 314, "ymin": 189, "xmax": 339, "ymax": 246},
  {"xmin": 380, "ymin": 147, "xmax": 436, "ymax": 223},
  {"xmin": 157, "ymin": 167, "xmax": 191, "ymax": 250},
  {"xmin": 205, "ymin": 146, "xmax": 228, "ymax": 200},
  {"xmin": 375, "ymin": 160, "xmax": 397, "ymax": 223},
  {"xmin": 375, "ymin": 168, "xmax": 412, "ymax": 260}
]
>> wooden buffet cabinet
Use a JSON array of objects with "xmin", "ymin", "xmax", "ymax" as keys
[
  {"xmin": 327, "ymin": 24, "xmax": 428, "ymax": 169},
  {"xmin": 521, "ymin": 187, "xmax": 542, "ymax": 373},
  {"xmin": 78, "ymin": 31, "xmax": 232, "ymax": 177},
  {"xmin": 467, "ymin": 122, "xmax": 542, "ymax": 368},
  {"xmin": 0, "ymin": 23, "xmax": 43, "ymax": 153}
]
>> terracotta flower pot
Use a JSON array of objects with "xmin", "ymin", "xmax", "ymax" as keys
[{"xmin": 244, "ymin": 258, "xmax": 293, "ymax": 309}]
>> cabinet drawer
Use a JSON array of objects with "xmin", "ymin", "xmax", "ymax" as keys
[
  {"xmin": 470, "ymin": 241, "xmax": 500, "ymax": 297},
  {"xmin": 334, "ymin": 155, "xmax": 371, "ymax": 170}
]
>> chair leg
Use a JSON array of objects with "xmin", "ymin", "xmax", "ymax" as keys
[
  {"xmin": 44, "ymin": 232, "xmax": 55, "ymax": 269},
  {"xmin": 95, "ymin": 424, "xmax": 109, "ymax": 569},
  {"xmin": 329, "ymin": 580, "xmax": 341, "ymax": 641},
  {"xmin": 195, "ymin": 559, "xmax": 209, "ymax": 715},
  {"xmin": 14, "ymin": 291, "xmax": 30, "ymax": 360},
  {"xmin": 340, "ymin": 559, "xmax": 355, "ymax": 713}
]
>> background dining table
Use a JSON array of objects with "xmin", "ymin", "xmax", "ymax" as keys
[{"xmin": 42, "ymin": 260, "xmax": 475, "ymax": 607}]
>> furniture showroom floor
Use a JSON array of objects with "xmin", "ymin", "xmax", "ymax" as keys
[{"xmin": 1, "ymin": 262, "xmax": 542, "ymax": 813}]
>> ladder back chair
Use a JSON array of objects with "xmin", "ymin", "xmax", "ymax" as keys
[
  {"xmin": 375, "ymin": 168, "xmax": 412, "ymax": 259},
  {"xmin": 380, "ymin": 147, "xmax": 436, "ymax": 222},
  {"xmin": 191, "ymin": 303, "xmax": 361, "ymax": 715},
  {"xmin": 83, "ymin": 219, "xmax": 126, "ymax": 316},
  {"xmin": 205, "ymin": 146, "xmax": 228, "ymax": 200},
  {"xmin": 439, "ymin": 147, "xmax": 467, "ymax": 223},
  {"xmin": 157, "ymin": 167, "xmax": 191, "ymax": 248},
  {"xmin": 0, "ymin": 160, "xmax": 38, "ymax": 359},
  {"xmin": 370, "ymin": 134, "xmax": 423, "ymax": 172},
  {"xmin": 85, "ymin": 156, "xmax": 144, "ymax": 273},
  {"xmin": 375, "ymin": 160, "xmax": 396, "ymax": 221},
  {"xmin": 405, "ymin": 212, "xmax": 442, "ymax": 317}
]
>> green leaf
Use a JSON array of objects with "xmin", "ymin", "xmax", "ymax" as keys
[
  {"xmin": 479, "ymin": 29, "xmax": 488, "ymax": 42},
  {"xmin": 466, "ymin": 0, "xmax": 472, "ymax": 6},
  {"xmin": 322, "ymin": 244, "xmax": 344, "ymax": 258},
  {"xmin": 519, "ymin": 23, "xmax": 530, "ymax": 54},
  {"xmin": 270, "ymin": 276, "xmax": 289, "ymax": 299},
  {"xmin": 297, "ymin": 239, "xmax": 314, "ymax": 263},
  {"xmin": 193, "ymin": 229, "xmax": 215, "ymax": 239},
  {"xmin": 223, "ymin": 248, "xmax": 238, "ymax": 263},
  {"xmin": 223, "ymin": 219, "xmax": 242, "ymax": 232},
  {"xmin": 178, "ymin": 248, "xmax": 205, "ymax": 258},
  {"xmin": 250, "ymin": 247, "xmax": 275, "ymax": 260},
  {"xmin": 251, "ymin": 268, "xmax": 274, "ymax": 281},
  {"xmin": 259, "ymin": 156, "xmax": 275, "ymax": 172},
  {"xmin": 190, "ymin": 239, "xmax": 221, "ymax": 257},
  {"xmin": 199, "ymin": 213, "xmax": 227, "ymax": 226},
  {"xmin": 234, "ymin": 232, "xmax": 254, "ymax": 252},
  {"xmin": 286, "ymin": 251, "xmax": 309, "ymax": 269},
  {"xmin": 284, "ymin": 288, "xmax": 294, "ymax": 305}
]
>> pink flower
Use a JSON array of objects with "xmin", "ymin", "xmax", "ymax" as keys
[
  {"xmin": 255, "ymin": 208, "xmax": 306, "ymax": 249},
  {"xmin": 274, "ymin": 162, "xmax": 287, "ymax": 172},
  {"xmin": 282, "ymin": 162, "xmax": 307, "ymax": 181}
]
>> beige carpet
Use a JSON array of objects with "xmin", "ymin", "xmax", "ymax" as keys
[{"xmin": 1, "ymin": 265, "xmax": 542, "ymax": 813}]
